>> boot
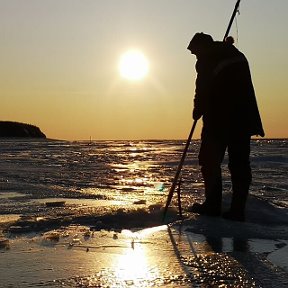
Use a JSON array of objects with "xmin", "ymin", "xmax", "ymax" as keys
[
  {"xmin": 200, "ymin": 166, "xmax": 223, "ymax": 215},
  {"xmin": 188, "ymin": 201, "xmax": 221, "ymax": 217},
  {"xmin": 223, "ymin": 189, "xmax": 248, "ymax": 222}
]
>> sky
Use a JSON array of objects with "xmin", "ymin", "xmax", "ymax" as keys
[{"xmin": 0, "ymin": 0, "xmax": 287, "ymax": 140}]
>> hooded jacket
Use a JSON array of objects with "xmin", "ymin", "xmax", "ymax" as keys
[{"xmin": 194, "ymin": 41, "xmax": 265, "ymax": 137}]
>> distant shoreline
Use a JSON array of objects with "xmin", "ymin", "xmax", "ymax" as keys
[{"xmin": 0, "ymin": 121, "xmax": 46, "ymax": 138}]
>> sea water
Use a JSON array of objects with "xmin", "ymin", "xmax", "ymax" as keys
[{"xmin": 0, "ymin": 138, "xmax": 287, "ymax": 227}]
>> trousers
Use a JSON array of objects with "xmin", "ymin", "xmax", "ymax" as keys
[{"xmin": 198, "ymin": 129, "xmax": 251, "ymax": 213}]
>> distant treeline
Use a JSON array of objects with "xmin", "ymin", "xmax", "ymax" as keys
[{"xmin": 0, "ymin": 121, "xmax": 46, "ymax": 138}]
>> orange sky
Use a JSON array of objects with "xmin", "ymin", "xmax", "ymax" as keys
[{"xmin": 0, "ymin": 0, "xmax": 287, "ymax": 140}]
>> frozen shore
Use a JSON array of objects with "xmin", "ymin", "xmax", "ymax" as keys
[
  {"xmin": 0, "ymin": 139, "xmax": 287, "ymax": 287},
  {"xmin": 0, "ymin": 195, "xmax": 288, "ymax": 288}
]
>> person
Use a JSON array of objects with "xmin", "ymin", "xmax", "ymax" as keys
[{"xmin": 187, "ymin": 32, "xmax": 264, "ymax": 221}]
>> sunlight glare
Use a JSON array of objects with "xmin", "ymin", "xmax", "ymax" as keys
[
  {"xmin": 119, "ymin": 50, "xmax": 149, "ymax": 81},
  {"xmin": 115, "ymin": 241, "xmax": 156, "ymax": 284}
]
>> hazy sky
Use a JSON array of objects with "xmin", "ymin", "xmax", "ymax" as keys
[{"xmin": 0, "ymin": 0, "xmax": 287, "ymax": 140}]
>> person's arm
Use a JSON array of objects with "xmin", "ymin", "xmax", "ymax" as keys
[{"xmin": 193, "ymin": 61, "xmax": 210, "ymax": 120}]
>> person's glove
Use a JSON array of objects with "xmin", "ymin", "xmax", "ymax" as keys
[{"xmin": 193, "ymin": 108, "xmax": 202, "ymax": 120}]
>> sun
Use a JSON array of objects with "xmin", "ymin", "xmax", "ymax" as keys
[{"xmin": 119, "ymin": 50, "xmax": 149, "ymax": 81}]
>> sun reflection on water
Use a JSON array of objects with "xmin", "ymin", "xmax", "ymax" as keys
[
  {"xmin": 115, "ymin": 242, "xmax": 156, "ymax": 284},
  {"xmin": 114, "ymin": 226, "xmax": 167, "ymax": 285}
]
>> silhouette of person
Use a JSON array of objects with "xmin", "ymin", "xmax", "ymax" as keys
[{"xmin": 187, "ymin": 33, "xmax": 264, "ymax": 221}]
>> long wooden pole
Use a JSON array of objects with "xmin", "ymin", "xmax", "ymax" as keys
[
  {"xmin": 162, "ymin": 120, "xmax": 197, "ymax": 222},
  {"xmin": 223, "ymin": 0, "xmax": 241, "ymax": 41}
]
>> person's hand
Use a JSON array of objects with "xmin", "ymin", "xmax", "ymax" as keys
[{"xmin": 193, "ymin": 109, "xmax": 202, "ymax": 120}]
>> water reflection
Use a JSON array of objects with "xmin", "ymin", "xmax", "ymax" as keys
[
  {"xmin": 111, "ymin": 225, "xmax": 261, "ymax": 287},
  {"xmin": 115, "ymin": 241, "xmax": 155, "ymax": 285},
  {"xmin": 113, "ymin": 225, "xmax": 171, "ymax": 286},
  {"xmin": 1, "ymin": 223, "xmax": 285, "ymax": 287}
]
